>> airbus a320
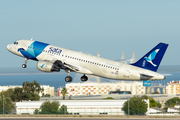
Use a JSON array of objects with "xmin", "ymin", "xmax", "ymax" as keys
[{"xmin": 7, "ymin": 40, "xmax": 168, "ymax": 82}]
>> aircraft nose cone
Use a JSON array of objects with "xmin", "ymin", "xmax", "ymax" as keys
[
  {"xmin": 7, "ymin": 44, "xmax": 12, "ymax": 52},
  {"xmin": 7, "ymin": 44, "xmax": 10, "ymax": 51}
]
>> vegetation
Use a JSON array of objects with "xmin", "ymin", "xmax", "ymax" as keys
[
  {"xmin": 35, "ymin": 101, "xmax": 68, "ymax": 114},
  {"xmin": 149, "ymin": 97, "xmax": 157, "ymax": 108},
  {"xmin": 141, "ymin": 95, "xmax": 149, "ymax": 100},
  {"xmin": 156, "ymin": 102, "xmax": 162, "ymax": 109},
  {"xmin": 34, "ymin": 109, "xmax": 39, "ymax": 114},
  {"xmin": 40, "ymin": 101, "xmax": 60, "ymax": 114},
  {"xmin": 59, "ymin": 104, "xmax": 68, "ymax": 114},
  {"xmin": 0, "ymin": 95, "xmax": 14, "ymax": 114},
  {"xmin": 0, "ymin": 80, "xmax": 42, "ymax": 102},
  {"xmin": 61, "ymin": 88, "xmax": 68, "ymax": 100},
  {"xmin": 165, "ymin": 97, "xmax": 180, "ymax": 108},
  {"xmin": 42, "ymin": 94, "xmax": 51, "ymax": 97},
  {"xmin": 122, "ymin": 97, "xmax": 148, "ymax": 115},
  {"xmin": 103, "ymin": 97, "xmax": 114, "ymax": 99}
]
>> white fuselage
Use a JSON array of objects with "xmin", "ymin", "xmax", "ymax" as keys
[{"xmin": 7, "ymin": 40, "xmax": 165, "ymax": 81}]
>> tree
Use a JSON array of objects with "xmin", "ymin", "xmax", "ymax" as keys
[
  {"xmin": 0, "ymin": 95, "xmax": 14, "ymax": 114},
  {"xmin": 40, "ymin": 101, "xmax": 60, "ymax": 114},
  {"xmin": 61, "ymin": 88, "xmax": 68, "ymax": 100},
  {"xmin": 141, "ymin": 95, "xmax": 149, "ymax": 100},
  {"xmin": 0, "ymin": 89, "xmax": 14, "ymax": 98},
  {"xmin": 59, "ymin": 105, "xmax": 68, "ymax": 114},
  {"xmin": 0, "ymin": 81, "xmax": 41, "ymax": 102},
  {"xmin": 31, "ymin": 93, "xmax": 40, "ymax": 101},
  {"xmin": 10, "ymin": 87, "xmax": 23, "ymax": 102},
  {"xmin": 156, "ymin": 102, "xmax": 162, "ymax": 109},
  {"xmin": 42, "ymin": 94, "xmax": 51, "ymax": 97},
  {"xmin": 34, "ymin": 109, "xmax": 39, "ymax": 114},
  {"xmin": 122, "ymin": 97, "xmax": 148, "ymax": 115},
  {"xmin": 149, "ymin": 97, "xmax": 156, "ymax": 108},
  {"xmin": 22, "ymin": 80, "xmax": 42, "ymax": 94},
  {"xmin": 165, "ymin": 97, "xmax": 180, "ymax": 108},
  {"xmin": 103, "ymin": 97, "xmax": 114, "ymax": 99}
]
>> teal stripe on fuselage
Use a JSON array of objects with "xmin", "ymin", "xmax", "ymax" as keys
[{"xmin": 19, "ymin": 41, "xmax": 49, "ymax": 60}]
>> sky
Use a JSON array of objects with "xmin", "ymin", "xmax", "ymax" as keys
[{"xmin": 1, "ymin": 0, "xmax": 180, "ymax": 68}]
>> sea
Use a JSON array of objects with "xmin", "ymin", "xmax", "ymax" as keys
[{"xmin": 0, "ymin": 65, "xmax": 180, "ymax": 89}]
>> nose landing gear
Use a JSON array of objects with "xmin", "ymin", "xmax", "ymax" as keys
[{"xmin": 22, "ymin": 58, "xmax": 28, "ymax": 68}]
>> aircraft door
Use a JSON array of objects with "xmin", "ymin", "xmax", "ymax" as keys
[{"xmin": 123, "ymin": 69, "xmax": 131, "ymax": 79}]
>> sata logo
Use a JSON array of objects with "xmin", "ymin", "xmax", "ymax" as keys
[
  {"xmin": 49, "ymin": 47, "xmax": 62, "ymax": 54},
  {"xmin": 41, "ymin": 64, "xmax": 45, "ymax": 68}
]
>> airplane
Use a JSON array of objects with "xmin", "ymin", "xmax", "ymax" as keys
[{"xmin": 7, "ymin": 40, "xmax": 168, "ymax": 82}]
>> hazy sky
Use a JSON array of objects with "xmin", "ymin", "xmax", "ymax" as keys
[{"xmin": 1, "ymin": 0, "xmax": 180, "ymax": 68}]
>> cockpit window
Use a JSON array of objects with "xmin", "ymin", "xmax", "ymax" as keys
[{"xmin": 14, "ymin": 42, "xmax": 18, "ymax": 45}]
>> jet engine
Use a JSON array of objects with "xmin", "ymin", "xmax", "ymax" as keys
[{"xmin": 37, "ymin": 61, "xmax": 60, "ymax": 72}]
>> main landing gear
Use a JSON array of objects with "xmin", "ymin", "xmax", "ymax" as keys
[
  {"xmin": 22, "ymin": 58, "xmax": 28, "ymax": 68},
  {"xmin": 65, "ymin": 70, "xmax": 72, "ymax": 82},
  {"xmin": 65, "ymin": 70, "xmax": 88, "ymax": 82},
  {"xmin": 81, "ymin": 74, "xmax": 88, "ymax": 82}
]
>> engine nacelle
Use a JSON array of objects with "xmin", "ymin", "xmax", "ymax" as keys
[{"xmin": 37, "ymin": 61, "xmax": 60, "ymax": 72}]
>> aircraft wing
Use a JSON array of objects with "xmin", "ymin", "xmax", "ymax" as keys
[{"xmin": 63, "ymin": 62, "xmax": 80, "ymax": 71}]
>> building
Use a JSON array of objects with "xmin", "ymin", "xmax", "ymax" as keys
[
  {"xmin": 40, "ymin": 85, "xmax": 54, "ymax": 97},
  {"xmin": 64, "ymin": 81, "xmax": 145, "ymax": 96},
  {"xmin": 166, "ymin": 81, "xmax": 180, "ymax": 95},
  {"xmin": 16, "ymin": 99, "xmax": 149, "ymax": 115}
]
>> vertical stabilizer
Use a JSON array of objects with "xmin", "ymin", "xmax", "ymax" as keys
[{"xmin": 131, "ymin": 43, "xmax": 168, "ymax": 72}]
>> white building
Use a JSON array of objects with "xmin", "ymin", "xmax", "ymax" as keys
[
  {"xmin": 16, "ymin": 99, "xmax": 149, "ymax": 115},
  {"xmin": 65, "ymin": 81, "xmax": 145, "ymax": 96}
]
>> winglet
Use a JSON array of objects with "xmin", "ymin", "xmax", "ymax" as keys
[{"xmin": 131, "ymin": 43, "xmax": 168, "ymax": 72}]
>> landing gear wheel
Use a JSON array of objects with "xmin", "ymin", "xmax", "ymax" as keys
[
  {"xmin": 65, "ymin": 76, "xmax": 72, "ymax": 82},
  {"xmin": 81, "ymin": 75, "xmax": 88, "ymax": 82},
  {"xmin": 22, "ymin": 64, "xmax": 27, "ymax": 68}
]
